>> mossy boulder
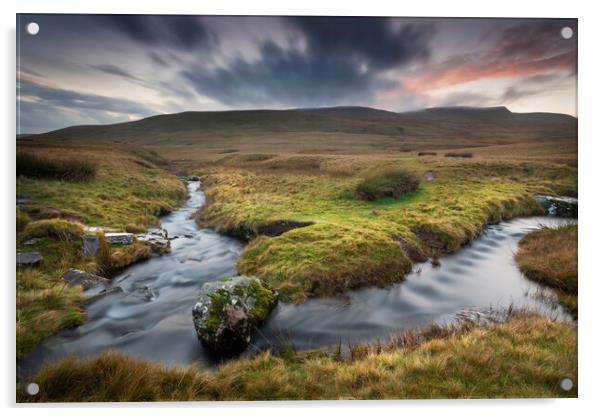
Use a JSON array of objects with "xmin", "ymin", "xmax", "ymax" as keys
[{"xmin": 192, "ymin": 276, "xmax": 278, "ymax": 354}]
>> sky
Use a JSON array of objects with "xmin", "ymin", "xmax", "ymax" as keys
[{"xmin": 16, "ymin": 15, "xmax": 577, "ymax": 133}]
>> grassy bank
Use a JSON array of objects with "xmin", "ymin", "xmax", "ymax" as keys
[
  {"xmin": 17, "ymin": 141, "xmax": 187, "ymax": 229},
  {"xmin": 16, "ymin": 140, "xmax": 187, "ymax": 357},
  {"xmin": 516, "ymin": 224, "xmax": 578, "ymax": 317},
  {"xmin": 195, "ymin": 151, "xmax": 576, "ymax": 302},
  {"xmin": 18, "ymin": 314, "xmax": 577, "ymax": 401}
]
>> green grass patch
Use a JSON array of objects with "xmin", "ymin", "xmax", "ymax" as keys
[
  {"xmin": 239, "ymin": 222, "xmax": 413, "ymax": 302},
  {"xmin": 196, "ymin": 156, "xmax": 566, "ymax": 301},
  {"xmin": 18, "ymin": 314, "xmax": 577, "ymax": 401}
]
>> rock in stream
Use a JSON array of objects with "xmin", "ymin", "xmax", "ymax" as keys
[{"xmin": 192, "ymin": 276, "xmax": 278, "ymax": 354}]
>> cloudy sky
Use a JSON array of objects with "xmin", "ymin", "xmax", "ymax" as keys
[{"xmin": 17, "ymin": 14, "xmax": 577, "ymax": 133}]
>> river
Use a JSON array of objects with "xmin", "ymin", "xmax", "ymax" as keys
[{"xmin": 18, "ymin": 181, "xmax": 576, "ymax": 377}]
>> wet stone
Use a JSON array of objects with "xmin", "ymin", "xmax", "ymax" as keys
[
  {"xmin": 105, "ymin": 233, "xmax": 134, "ymax": 245},
  {"xmin": 534, "ymin": 195, "xmax": 578, "ymax": 218},
  {"xmin": 63, "ymin": 268, "xmax": 110, "ymax": 290},
  {"xmin": 16, "ymin": 251, "xmax": 42, "ymax": 266},
  {"xmin": 23, "ymin": 237, "xmax": 45, "ymax": 246},
  {"xmin": 192, "ymin": 276, "xmax": 278, "ymax": 354},
  {"xmin": 82, "ymin": 234, "xmax": 100, "ymax": 257}
]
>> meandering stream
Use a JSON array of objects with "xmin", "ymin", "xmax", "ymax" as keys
[{"xmin": 18, "ymin": 181, "xmax": 576, "ymax": 377}]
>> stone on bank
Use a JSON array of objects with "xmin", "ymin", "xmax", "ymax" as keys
[{"xmin": 192, "ymin": 276, "xmax": 278, "ymax": 354}]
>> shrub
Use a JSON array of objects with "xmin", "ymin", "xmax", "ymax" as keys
[
  {"xmin": 356, "ymin": 167, "xmax": 420, "ymax": 201},
  {"xmin": 444, "ymin": 152, "xmax": 473, "ymax": 158},
  {"xmin": 17, "ymin": 153, "xmax": 97, "ymax": 182},
  {"xmin": 20, "ymin": 219, "xmax": 84, "ymax": 242},
  {"xmin": 418, "ymin": 152, "xmax": 437, "ymax": 156}
]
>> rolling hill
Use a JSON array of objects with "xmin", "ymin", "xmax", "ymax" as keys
[{"xmin": 27, "ymin": 106, "xmax": 577, "ymax": 148}]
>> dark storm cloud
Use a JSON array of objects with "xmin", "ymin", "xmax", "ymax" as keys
[
  {"xmin": 289, "ymin": 17, "xmax": 431, "ymax": 70},
  {"xmin": 183, "ymin": 17, "xmax": 432, "ymax": 107},
  {"xmin": 90, "ymin": 64, "xmax": 144, "ymax": 82},
  {"xmin": 494, "ymin": 19, "xmax": 576, "ymax": 60},
  {"xmin": 149, "ymin": 52, "xmax": 170, "ymax": 68},
  {"xmin": 92, "ymin": 14, "xmax": 215, "ymax": 50}
]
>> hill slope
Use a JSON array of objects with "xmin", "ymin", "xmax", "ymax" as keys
[{"xmin": 29, "ymin": 106, "xmax": 576, "ymax": 147}]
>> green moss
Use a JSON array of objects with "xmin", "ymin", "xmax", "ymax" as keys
[{"xmin": 247, "ymin": 279, "xmax": 278, "ymax": 320}]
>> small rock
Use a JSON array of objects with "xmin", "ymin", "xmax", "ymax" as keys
[
  {"xmin": 534, "ymin": 195, "xmax": 578, "ymax": 218},
  {"xmin": 63, "ymin": 268, "xmax": 110, "ymax": 290},
  {"xmin": 23, "ymin": 237, "xmax": 45, "ymax": 246},
  {"xmin": 16, "ymin": 195, "xmax": 32, "ymax": 205},
  {"xmin": 136, "ymin": 227, "xmax": 170, "ymax": 252},
  {"xmin": 424, "ymin": 171, "xmax": 435, "ymax": 182},
  {"xmin": 16, "ymin": 251, "xmax": 42, "ymax": 266},
  {"xmin": 147, "ymin": 227, "xmax": 168, "ymax": 239},
  {"xmin": 192, "ymin": 276, "xmax": 278, "ymax": 354},
  {"xmin": 105, "ymin": 232, "xmax": 134, "ymax": 245},
  {"xmin": 124, "ymin": 285, "xmax": 157, "ymax": 303},
  {"xmin": 82, "ymin": 234, "xmax": 100, "ymax": 257},
  {"xmin": 83, "ymin": 287, "xmax": 124, "ymax": 306},
  {"xmin": 187, "ymin": 175, "xmax": 200, "ymax": 182}
]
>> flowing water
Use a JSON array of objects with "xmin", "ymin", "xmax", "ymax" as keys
[{"xmin": 18, "ymin": 181, "xmax": 576, "ymax": 377}]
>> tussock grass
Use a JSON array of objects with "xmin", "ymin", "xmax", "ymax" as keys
[
  {"xmin": 17, "ymin": 152, "xmax": 97, "ymax": 182},
  {"xmin": 516, "ymin": 224, "xmax": 577, "ymax": 316},
  {"xmin": 106, "ymin": 242, "xmax": 153, "ymax": 272},
  {"xmin": 18, "ymin": 314, "xmax": 577, "ymax": 401},
  {"xmin": 20, "ymin": 219, "xmax": 84, "ymax": 243},
  {"xmin": 355, "ymin": 167, "xmax": 420, "ymax": 201}
]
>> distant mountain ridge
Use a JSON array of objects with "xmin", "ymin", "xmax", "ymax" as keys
[{"xmin": 28, "ymin": 105, "xmax": 577, "ymax": 146}]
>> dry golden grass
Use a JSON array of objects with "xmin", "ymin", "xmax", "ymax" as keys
[
  {"xmin": 18, "ymin": 314, "xmax": 577, "ymax": 402},
  {"xmin": 516, "ymin": 224, "xmax": 578, "ymax": 316}
]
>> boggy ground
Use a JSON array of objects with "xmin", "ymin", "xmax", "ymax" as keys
[
  {"xmin": 18, "ymin": 312, "xmax": 577, "ymax": 401},
  {"xmin": 193, "ymin": 143, "xmax": 577, "ymax": 302},
  {"xmin": 16, "ymin": 141, "xmax": 187, "ymax": 357},
  {"xmin": 516, "ymin": 224, "xmax": 578, "ymax": 317}
]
